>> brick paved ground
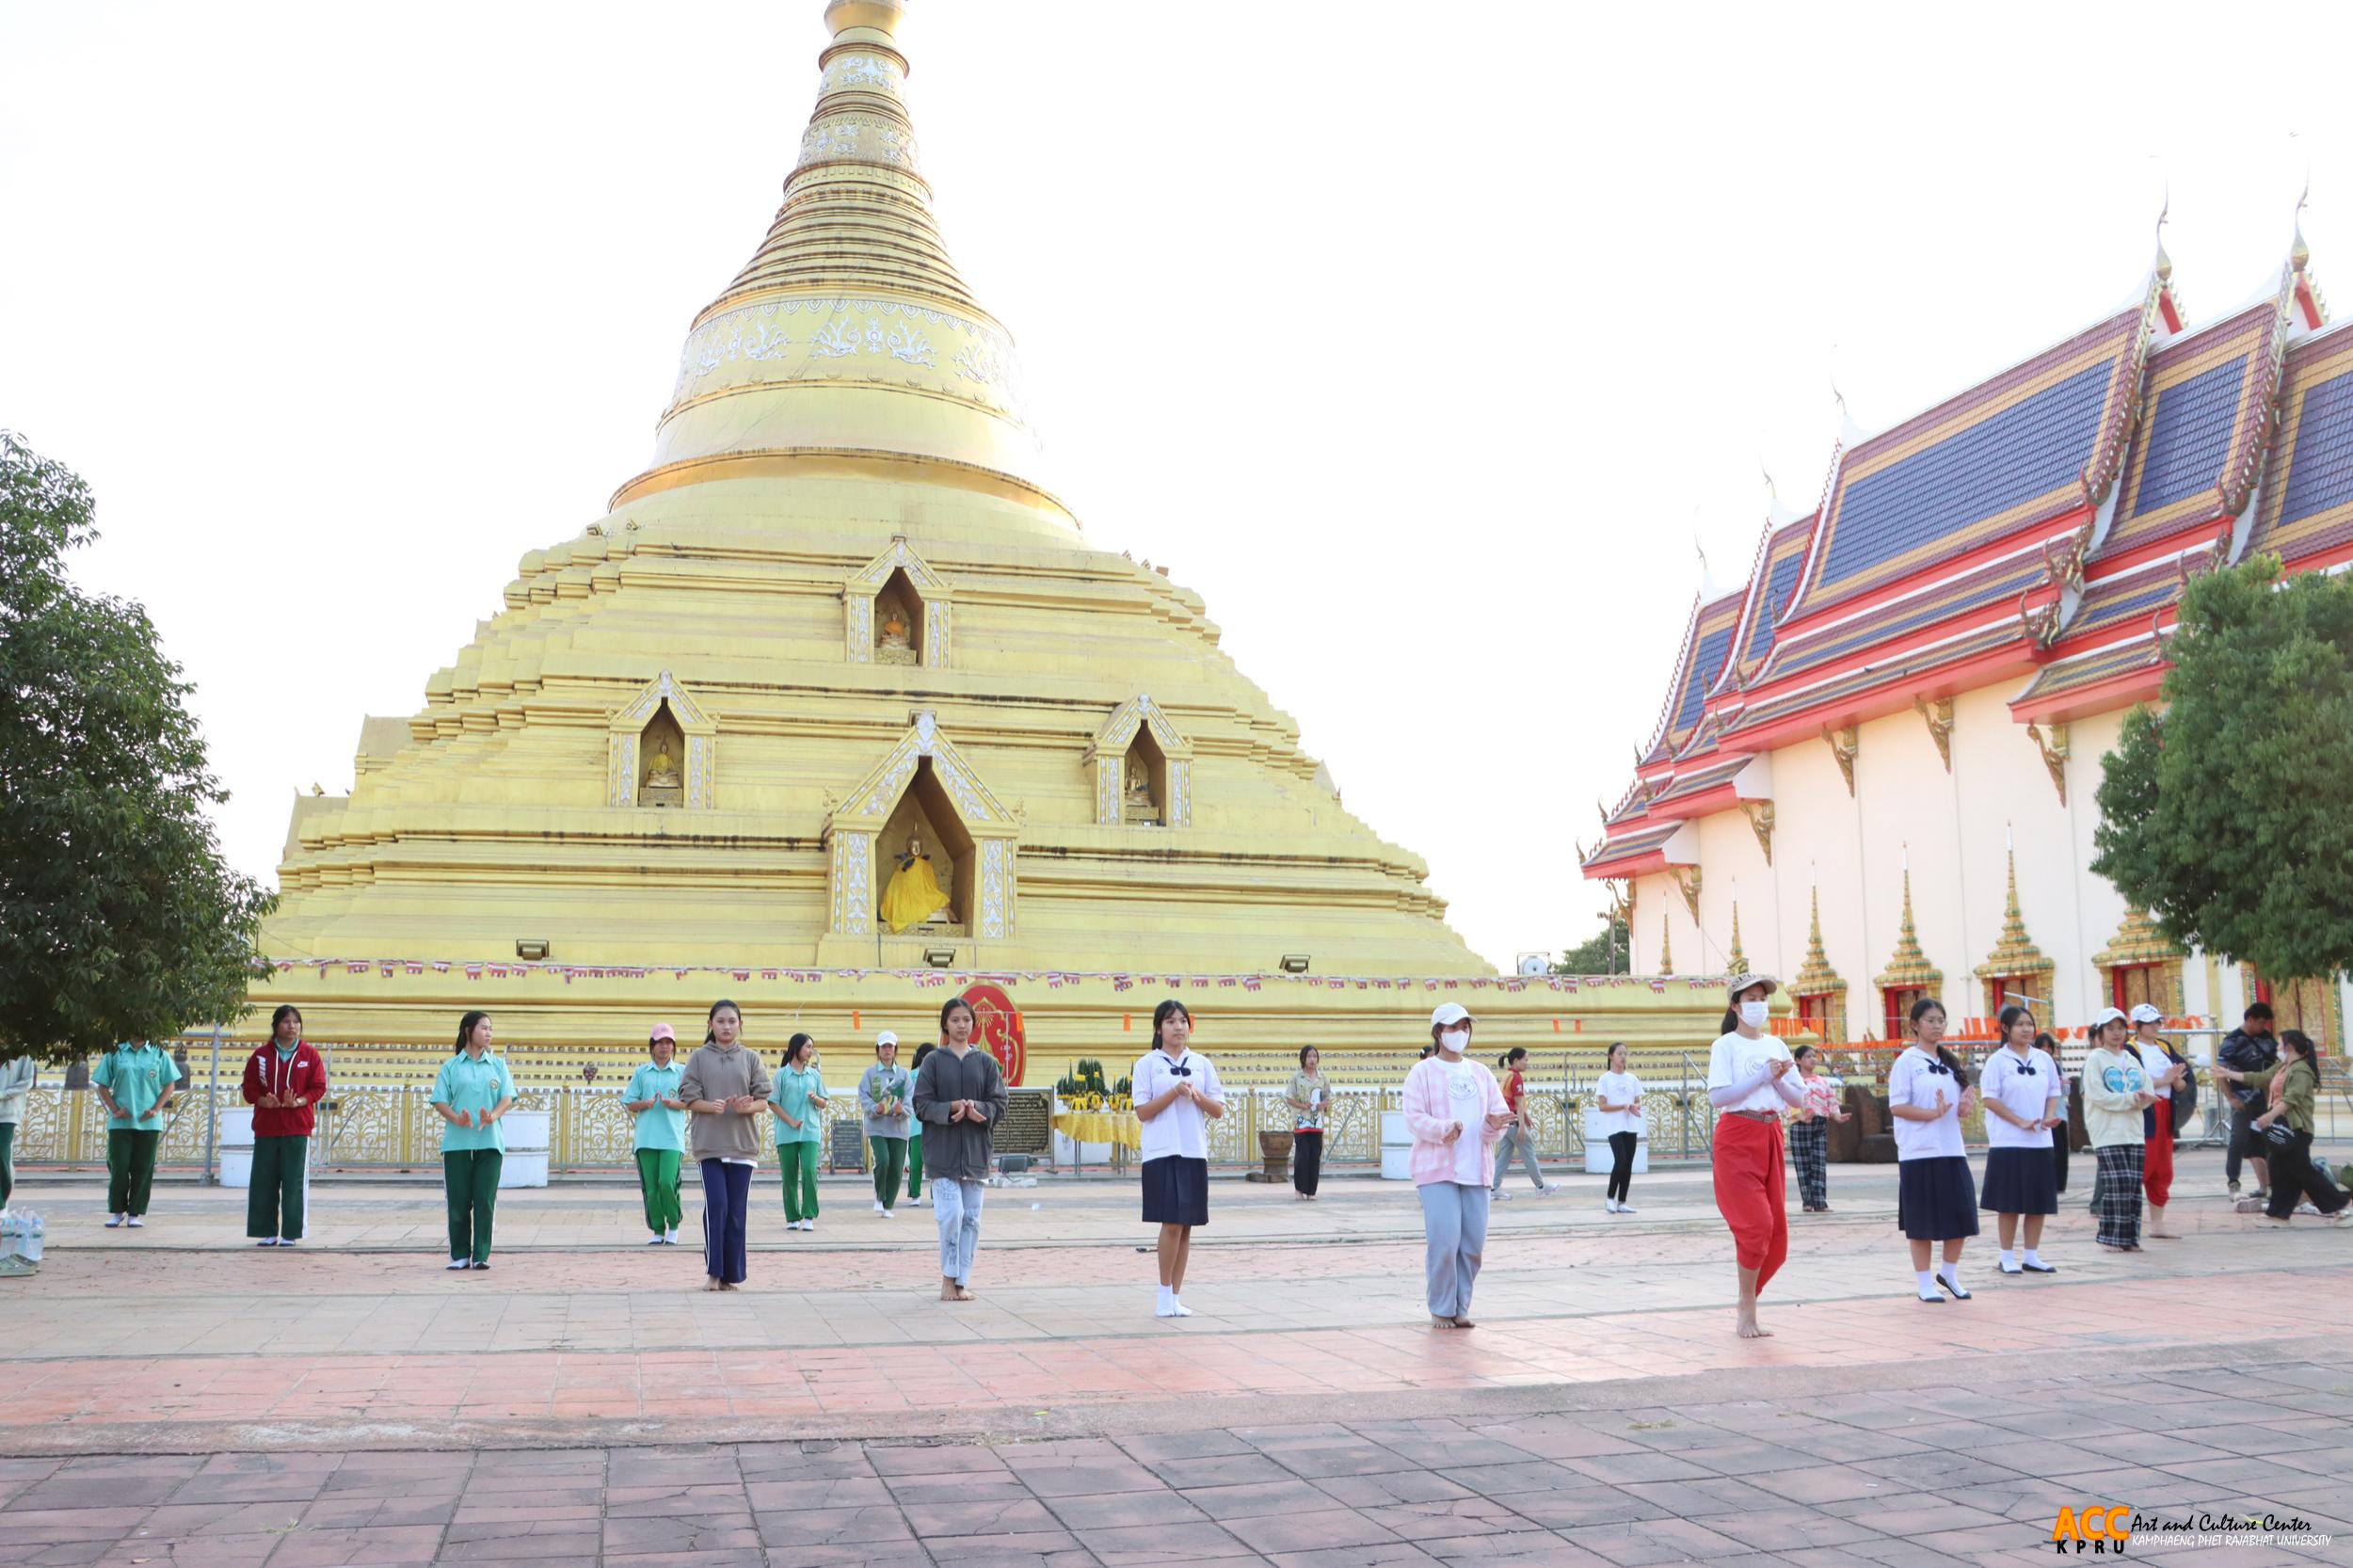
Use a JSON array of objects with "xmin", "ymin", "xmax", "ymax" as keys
[{"xmin": 2, "ymin": 1148, "xmax": 2347, "ymax": 1565}]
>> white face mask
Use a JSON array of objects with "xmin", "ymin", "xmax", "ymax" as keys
[
  {"xmin": 1738, "ymin": 1000, "xmax": 1769, "ymax": 1030},
  {"xmin": 1439, "ymin": 1028, "xmax": 1470, "ymax": 1053}
]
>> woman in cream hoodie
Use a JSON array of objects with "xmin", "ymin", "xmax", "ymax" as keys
[{"xmin": 2082, "ymin": 1007, "xmax": 2156, "ymax": 1252}]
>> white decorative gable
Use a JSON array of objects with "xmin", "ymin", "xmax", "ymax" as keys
[
  {"xmin": 1083, "ymin": 694, "xmax": 1194, "ymax": 826},
  {"xmin": 843, "ymin": 535, "xmax": 954, "ymax": 668},
  {"xmin": 605, "ymin": 671, "xmax": 719, "ymax": 808}
]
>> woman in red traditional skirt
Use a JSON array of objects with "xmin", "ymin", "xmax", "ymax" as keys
[{"xmin": 1708, "ymin": 973, "xmax": 1804, "ymax": 1337}]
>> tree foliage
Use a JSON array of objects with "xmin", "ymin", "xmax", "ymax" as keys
[
  {"xmin": 2092, "ymin": 556, "xmax": 2353, "ymax": 981},
  {"xmin": 0, "ymin": 431, "xmax": 274, "ymax": 1063},
  {"xmin": 1555, "ymin": 910, "xmax": 1630, "ymax": 975}
]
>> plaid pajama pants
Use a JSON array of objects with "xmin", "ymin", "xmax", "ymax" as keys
[
  {"xmin": 2091, "ymin": 1143, "xmax": 2143, "ymax": 1248},
  {"xmin": 1787, "ymin": 1118, "xmax": 1829, "ymax": 1210}
]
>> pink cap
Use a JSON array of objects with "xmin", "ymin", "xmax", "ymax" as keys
[{"xmin": 648, "ymin": 1023, "xmax": 676, "ymax": 1043}]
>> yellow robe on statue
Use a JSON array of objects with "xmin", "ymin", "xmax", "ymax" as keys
[{"xmin": 880, "ymin": 853, "xmax": 951, "ymax": 933}]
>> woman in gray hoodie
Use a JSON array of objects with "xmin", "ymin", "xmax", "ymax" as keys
[
  {"xmin": 680, "ymin": 1000, "xmax": 773, "ymax": 1291},
  {"xmin": 0, "ymin": 1054, "xmax": 35, "ymax": 1208}
]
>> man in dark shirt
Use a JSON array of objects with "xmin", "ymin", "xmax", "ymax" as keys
[{"xmin": 2217, "ymin": 1002, "xmax": 2277, "ymax": 1199}]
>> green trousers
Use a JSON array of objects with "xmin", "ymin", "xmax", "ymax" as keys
[
  {"xmin": 778, "ymin": 1141, "xmax": 820, "ymax": 1223},
  {"xmin": 247, "ymin": 1135, "xmax": 308, "ymax": 1240},
  {"xmin": 0, "ymin": 1121, "xmax": 14, "ymax": 1208},
  {"xmin": 107, "ymin": 1128, "xmax": 162, "ymax": 1216},
  {"xmin": 635, "ymin": 1148, "xmax": 682, "ymax": 1234},
  {"xmin": 871, "ymin": 1136, "xmax": 908, "ymax": 1208},
  {"xmin": 442, "ymin": 1148, "xmax": 502, "ymax": 1263},
  {"xmin": 906, "ymin": 1128, "xmax": 922, "ymax": 1197}
]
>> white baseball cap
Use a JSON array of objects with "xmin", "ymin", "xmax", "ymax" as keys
[
  {"xmin": 1431, "ymin": 1002, "xmax": 1472, "ymax": 1029},
  {"xmin": 2090, "ymin": 1006, "xmax": 2128, "ymax": 1030},
  {"xmin": 876, "ymin": 1029, "xmax": 899, "ymax": 1048},
  {"xmin": 2128, "ymin": 1003, "xmax": 2164, "ymax": 1025}
]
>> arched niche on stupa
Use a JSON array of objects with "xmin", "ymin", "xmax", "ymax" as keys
[
  {"xmin": 845, "ymin": 536, "xmax": 952, "ymax": 669},
  {"xmin": 607, "ymin": 671, "xmax": 717, "ymax": 809},
  {"xmin": 824, "ymin": 712, "xmax": 1017, "ymax": 942},
  {"xmin": 1084, "ymin": 695, "xmax": 1193, "ymax": 827}
]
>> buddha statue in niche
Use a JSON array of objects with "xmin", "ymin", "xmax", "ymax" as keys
[
  {"xmin": 879, "ymin": 604, "xmax": 912, "ymax": 649},
  {"xmin": 1124, "ymin": 757, "xmax": 1160, "ymax": 821},
  {"xmin": 879, "ymin": 833, "xmax": 954, "ymax": 932},
  {"xmin": 644, "ymin": 742, "xmax": 682, "ymax": 790}
]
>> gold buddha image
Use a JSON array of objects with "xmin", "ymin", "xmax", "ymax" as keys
[
  {"xmin": 643, "ymin": 743, "xmax": 681, "ymax": 790},
  {"xmin": 878, "ymin": 833, "xmax": 953, "ymax": 932},
  {"xmin": 875, "ymin": 601, "xmax": 917, "ymax": 664},
  {"xmin": 1124, "ymin": 757, "xmax": 1160, "ymax": 822}
]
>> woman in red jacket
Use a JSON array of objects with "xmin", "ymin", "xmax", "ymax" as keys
[{"xmin": 243, "ymin": 1005, "xmax": 328, "ymax": 1246}]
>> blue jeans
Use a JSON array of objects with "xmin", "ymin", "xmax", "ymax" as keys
[
  {"xmin": 933, "ymin": 1177, "xmax": 984, "ymax": 1286},
  {"xmin": 1418, "ymin": 1181, "xmax": 1489, "ymax": 1318},
  {"xmin": 699, "ymin": 1159, "xmax": 752, "ymax": 1285}
]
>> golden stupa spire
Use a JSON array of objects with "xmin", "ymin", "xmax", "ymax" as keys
[
  {"xmin": 612, "ymin": 0, "xmax": 1054, "ymax": 518},
  {"xmin": 1726, "ymin": 900, "xmax": 1748, "ymax": 976},
  {"xmin": 1791, "ymin": 885, "xmax": 1845, "ymax": 1000},
  {"xmin": 1657, "ymin": 914, "xmax": 1674, "ymax": 978},
  {"xmin": 1873, "ymin": 864, "xmax": 1944, "ymax": 998},
  {"xmin": 1974, "ymin": 846, "xmax": 2053, "ymax": 996}
]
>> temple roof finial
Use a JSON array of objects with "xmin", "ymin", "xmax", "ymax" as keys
[
  {"xmin": 825, "ymin": 0, "xmax": 904, "ymax": 40},
  {"xmin": 2293, "ymin": 176, "xmax": 2312, "ymax": 274},
  {"xmin": 2153, "ymin": 188, "xmax": 2173, "ymax": 285}
]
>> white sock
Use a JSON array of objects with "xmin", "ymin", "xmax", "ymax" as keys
[
  {"xmin": 1171, "ymin": 1296, "xmax": 1193, "ymax": 1317},
  {"xmin": 2023, "ymin": 1249, "xmax": 2044, "ymax": 1267},
  {"xmin": 1998, "ymin": 1249, "xmax": 2015, "ymax": 1269},
  {"xmin": 1157, "ymin": 1284, "xmax": 1174, "ymax": 1312},
  {"xmin": 1938, "ymin": 1261, "xmax": 1961, "ymax": 1288},
  {"xmin": 1915, "ymin": 1270, "xmax": 1938, "ymax": 1298}
]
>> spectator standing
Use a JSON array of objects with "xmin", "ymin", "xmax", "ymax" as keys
[
  {"xmin": 859, "ymin": 1031, "xmax": 913, "ymax": 1218},
  {"xmin": 1403, "ymin": 1003, "xmax": 1510, "ymax": 1329},
  {"xmin": 92, "ymin": 1039, "xmax": 182, "ymax": 1228},
  {"xmin": 1786, "ymin": 1043, "xmax": 1848, "ymax": 1213},
  {"xmin": 623, "ymin": 1024, "xmax": 688, "ymax": 1245},
  {"xmin": 2217, "ymin": 1003, "xmax": 2278, "ymax": 1202},
  {"xmin": 0, "ymin": 1052, "xmax": 37, "ymax": 1209},
  {"xmin": 905, "ymin": 1042, "xmax": 932, "ymax": 1208},
  {"xmin": 1707, "ymin": 974, "xmax": 1805, "ymax": 1336},
  {"xmin": 1490, "ymin": 1047, "xmax": 1557, "ymax": 1202},
  {"xmin": 1888, "ymin": 998, "xmax": 1978, "ymax": 1302},
  {"xmin": 1593, "ymin": 1042, "xmax": 1644, "ymax": 1214},
  {"xmin": 1133, "ymin": 999, "xmax": 1225, "ymax": 1318},
  {"xmin": 2082, "ymin": 1007, "xmax": 2153, "ymax": 1252},
  {"xmin": 241, "ymin": 1005, "xmax": 326, "ymax": 1247},
  {"xmin": 2040, "ymin": 1032, "xmax": 2072, "ymax": 1196},
  {"xmin": 2128, "ymin": 1004, "xmax": 2186, "ymax": 1239},
  {"xmin": 680, "ymin": 1000, "xmax": 772, "ymax": 1291},
  {"xmin": 1286, "ymin": 1047, "xmax": 1330, "ymax": 1201},
  {"xmin": 1977, "ymin": 1006, "xmax": 2061, "ymax": 1275},
  {"xmin": 913, "ymin": 997, "xmax": 1006, "ymax": 1302},
  {"xmin": 773, "ymin": 1033, "xmax": 828, "ymax": 1231},
  {"xmin": 2213, "ymin": 1030, "xmax": 2351, "ymax": 1226},
  {"xmin": 430, "ymin": 1012, "xmax": 515, "ymax": 1272}
]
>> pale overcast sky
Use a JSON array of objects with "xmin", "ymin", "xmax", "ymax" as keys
[{"xmin": 0, "ymin": 3, "xmax": 2338, "ymax": 971}]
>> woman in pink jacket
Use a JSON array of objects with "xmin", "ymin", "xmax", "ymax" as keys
[{"xmin": 1404, "ymin": 1003, "xmax": 1513, "ymax": 1329}]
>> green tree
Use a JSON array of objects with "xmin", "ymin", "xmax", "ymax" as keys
[
  {"xmin": 2092, "ymin": 556, "xmax": 2353, "ymax": 982},
  {"xmin": 0, "ymin": 431, "xmax": 274, "ymax": 1064},
  {"xmin": 1554, "ymin": 910, "xmax": 1630, "ymax": 975}
]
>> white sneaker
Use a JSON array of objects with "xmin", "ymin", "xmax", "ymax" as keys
[
  {"xmin": 126, "ymin": 1216, "xmax": 144, "ymax": 1228},
  {"xmin": 664, "ymin": 1228, "xmax": 679, "ymax": 1244},
  {"xmin": 1169, "ymin": 1298, "xmax": 1194, "ymax": 1317},
  {"xmin": 1603, "ymin": 1198, "xmax": 1618, "ymax": 1213},
  {"xmin": 446, "ymin": 1258, "xmax": 470, "ymax": 1271},
  {"xmin": 647, "ymin": 1236, "xmax": 666, "ymax": 1245},
  {"xmin": 1617, "ymin": 1202, "xmax": 1637, "ymax": 1214},
  {"xmin": 881, "ymin": 1208, "xmax": 895, "ymax": 1219},
  {"xmin": 873, "ymin": 1200, "xmax": 886, "ymax": 1214},
  {"xmin": 1495, "ymin": 1190, "xmax": 1513, "ymax": 1203},
  {"xmin": 104, "ymin": 1215, "xmax": 123, "ymax": 1228}
]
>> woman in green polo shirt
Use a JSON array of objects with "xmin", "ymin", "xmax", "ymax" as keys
[
  {"xmin": 92, "ymin": 1040, "xmax": 182, "ymax": 1227},
  {"xmin": 431, "ymin": 1011, "xmax": 516, "ymax": 1270},
  {"xmin": 774, "ymin": 1032, "xmax": 828, "ymax": 1231},
  {"xmin": 624, "ymin": 1024, "xmax": 689, "ymax": 1244}
]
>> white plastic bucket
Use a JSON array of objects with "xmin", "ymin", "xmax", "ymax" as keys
[
  {"xmin": 1380, "ymin": 1110, "xmax": 1412, "ymax": 1181},
  {"xmin": 498, "ymin": 1111, "xmax": 552, "ymax": 1188}
]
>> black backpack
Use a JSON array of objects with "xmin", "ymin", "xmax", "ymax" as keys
[{"xmin": 2168, "ymin": 1047, "xmax": 2197, "ymax": 1134}]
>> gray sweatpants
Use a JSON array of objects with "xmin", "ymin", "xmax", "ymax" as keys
[{"xmin": 1418, "ymin": 1181, "xmax": 1490, "ymax": 1318}]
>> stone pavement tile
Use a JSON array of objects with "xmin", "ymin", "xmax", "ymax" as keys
[
  {"xmin": 1225, "ymin": 1423, "xmax": 1359, "ymax": 1450},
  {"xmin": 2068, "ymin": 1430, "xmax": 2243, "ymax": 1466},
  {"xmin": 1568, "ymin": 1516, "xmax": 1752, "ymax": 1568},
  {"xmin": 1494, "ymin": 1487, "xmax": 1675, "ymax": 1530},
  {"xmin": 758, "ymin": 1507, "xmax": 915, "ymax": 1548},
  {"xmin": 1010, "ymin": 1462, "xmax": 1163, "ymax": 1498},
  {"xmin": 294, "ymin": 1492, "xmax": 459, "ymax": 1530},
  {"xmin": 264, "ymin": 1524, "xmax": 447, "ymax": 1566},
  {"xmin": 602, "ymin": 1516, "xmax": 764, "ymax": 1554},
  {"xmin": 1262, "ymin": 1544, "xmax": 1440, "ymax": 1568},
  {"xmin": 2161, "ymin": 1452, "xmax": 2312, "ymax": 1489},
  {"xmin": 1130, "ymin": 1432, "xmax": 1277, "ymax": 1465},
  {"xmin": 1151, "ymin": 1452, "xmax": 1294, "ymax": 1489},
  {"xmin": 1928, "ymin": 1477, "xmax": 2079, "ymax": 1525},
  {"xmin": 1557, "ymin": 1450, "xmax": 1715, "ymax": 1486},
  {"xmin": 0, "ymin": 1511, "xmax": 152, "ymax": 1547},
  {"xmin": 1309, "ymin": 1469, "xmax": 1476, "ymax": 1509},
  {"xmin": 2034, "ymin": 1463, "xmax": 2184, "ymax": 1496},
  {"xmin": 602, "ymin": 1553, "xmax": 767, "ymax": 1568},
  {"xmin": 1266, "ymin": 1443, "xmax": 1420, "ymax": 1480},
  {"xmin": 1816, "ymin": 1494, "xmax": 2008, "ymax": 1536},
  {"xmin": 1413, "ymin": 1532, "xmax": 1612, "ymax": 1567},
  {"xmin": 1463, "ymin": 1419, "xmax": 1641, "ymax": 1462},
  {"xmin": 1854, "ymin": 1452, "xmax": 2025, "ymax": 1491},
  {"xmin": 1040, "ymin": 1490, "xmax": 1206, "ymax": 1530},
  {"xmin": 1225, "ymin": 1506, "xmax": 1409, "ymax": 1557},
  {"xmin": 945, "ymin": 1549, "xmax": 1103, "ymax": 1568},
  {"xmin": 2192, "ymin": 1420, "xmax": 2344, "ymax": 1456},
  {"xmin": 735, "ymin": 1446, "xmax": 876, "ymax": 1482},
  {"xmin": 12, "ymin": 1475, "xmax": 191, "ymax": 1509},
  {"xmin": 1073, "ymin": 1520, "xmax": 1261, "ymax": 1565},
  {"xmin": 1175, "ymin": 1480, "xmax": 1337, "ymax": 1521},
  {"xmin": 449, "ymin": 1502, "xmax": 603, "ymax": 1527},
  {"xmin": 2265, "ymin": 1443, "xmax": 2353, "ymax": 1478},
  {"xmin": 785, "ymin": 1546, "xmax": 942, "ymax": 1568},
  {"xmin": 868, "ymin": 1444, "xmax": 1011, "ymax": 1478},
  {"xmin": 1769, "ymin": 1465, "xmax": 1902, "ymax": 1506},
  {"xmin": 882, "ymin": 1471, "xmax": 1035, "ymax": 1506},
  {"xmin": 1717, "ymin": 1505, "xmax": 1882, "ymax": 1553},
  {"xmin": 746, "ymin": 1475, "xmax": 890, "ymax": 1509},
  {"xmin": 1617, "ymin": 1474, "xmax": 1787, "ymax": 1516},
  {"xmin": 134, "ymin": 1500, "xmax": 308, "ymax": 1538},
  {"xmin": 1973, "ymin": 1403, "xmax": 2137, "ymax": 1440},
  {"xmin": 1358, "ymin": 1497, "xmax": 1531, "ymax": 1543},
  {"xmin": 1945, "ymin": 1435, "xmax": 2118, "ymax": 1477},
  {"xmin": 900, "ymin": 1498, "xmax": 1068, "ymax": 1540},
  {"xmin": 1435, "ymin": 1460, "xmax": 1599, "ymax": 1496},
  {"xmin": 435, "ymin": 1530, "xmax": 606, "ymax": 1563},
  {"xmin": 1774, "ymin": 1426, "xmax": 1936, "ymax": 1464},
  {"xmin": 605, "ymin": 1481, "xmax": 755, "ymax": 1516}
]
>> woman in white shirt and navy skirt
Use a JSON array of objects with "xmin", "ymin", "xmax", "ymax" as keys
[
  {"xmin": 1133, "ymin": 999, "xmax": 1225, "ymax": 1319},
  {"xmin": 1977, "ymin": 1005, "xmax": 2061, "ymax": 1276},
  {"xmin": 1888, "ymin": 997, "xmax": 1977, "ymax": 1302},
  {"xmin": 1706, "ymin": 973, "xmax": 1806, "ymax": 1338}
]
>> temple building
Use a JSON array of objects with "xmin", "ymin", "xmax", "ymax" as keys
[
  {"xmin": 250, "ymin": 0, "xmax": 1716, "ymax": 1069},
  {"xmin": 1582, "ymin": 217, "xmax": 2349, "ymax": 1050}
]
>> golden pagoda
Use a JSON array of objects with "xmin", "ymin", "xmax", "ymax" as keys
[{"xmin": 252, "ymin": 2, "xmax": 1722, "ymax": 1070}]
